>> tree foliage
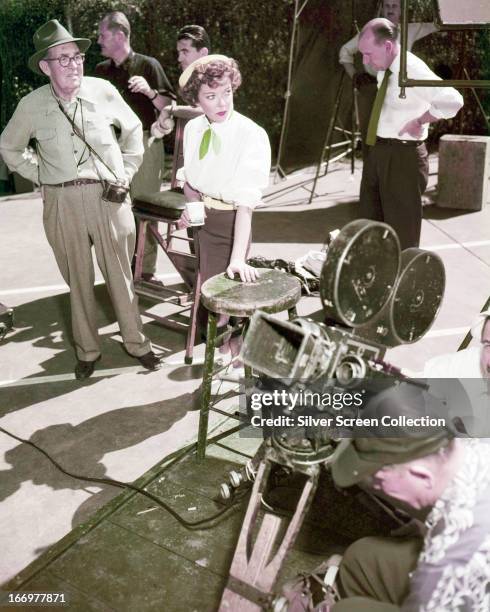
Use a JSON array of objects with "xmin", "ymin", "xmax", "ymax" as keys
[{"xmin": 0, "ymin": 0, "xmax": 488, "ymax": 155}]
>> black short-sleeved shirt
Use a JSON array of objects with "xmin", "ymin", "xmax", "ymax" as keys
[{"xmin": 95, "ymin": 50, "xmax": 175, "ymax": 130}]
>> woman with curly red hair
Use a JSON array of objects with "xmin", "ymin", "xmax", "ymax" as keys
[{"xmin": 177, "ymin": 55, "xmax": 271, "ymax": 341}]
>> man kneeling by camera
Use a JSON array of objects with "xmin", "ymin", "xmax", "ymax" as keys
[
  {"xmin": 0, "ymin": 20, "xmax": 161, "ymax": 379},
  {"xmin": 329, "ymin": 430, "xmax": 490, "ymax": 611}
]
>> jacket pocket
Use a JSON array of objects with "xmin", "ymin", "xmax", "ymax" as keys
[
  {"xmin": 36, "ymin": 128, "xmax": 56, "ymax": 141},
  {"xmin": 85, "ymin": 118, "xmax": 114, "ymax": 146}
]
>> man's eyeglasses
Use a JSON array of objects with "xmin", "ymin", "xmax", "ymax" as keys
[{"xmin": 45, "ymin": 53, "xmax": 85, "ymax": 68}]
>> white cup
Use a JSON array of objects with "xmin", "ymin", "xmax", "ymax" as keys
[{"xmin": 185, "ymin": 201, "xmax": 205, "ymax": 226}]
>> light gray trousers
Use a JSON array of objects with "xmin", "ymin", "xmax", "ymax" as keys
[{"xmin": 43, "ymin": 183, "xmax": 150, "ymax": 361}]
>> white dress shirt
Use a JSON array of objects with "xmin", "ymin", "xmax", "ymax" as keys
[
  {"xmin": 424, "ymin": 347, "xmax": 490, "ymax": 438},
  {"xmin": 376, "ymin": 51, "xmax": 464, "ymax": 141},
  {"xmin": 424, "ymin": 346, "xmax": 482, "ymax": 378},
  {"xmin": 339, "ymin": 22, "xmax": 438, "ymax": 77},
  {"xmin": 178, "ymin": 110, "xmax": 271, "ymax": 209}
]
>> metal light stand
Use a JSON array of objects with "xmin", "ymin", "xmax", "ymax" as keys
[
  {"xmin": 267, "ymin": 0, "xmax": 361, "ymax": 205},
  {"xmin": 306, "ymin": 71, "xmax": 361, "ymax": 205},
  {"xmin": 273, "ymin": 0, "xmax": 309, "ymax": 183}
]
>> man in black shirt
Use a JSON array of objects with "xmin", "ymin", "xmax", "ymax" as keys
[{"xmin": 95, "ymin": 11, "xmax": 175, "ymax": 282}]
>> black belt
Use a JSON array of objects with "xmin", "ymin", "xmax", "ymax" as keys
[
  {"xmin": 375, "ymin": 137, "xmax": 424, "ymax": 147},
  {"xmin": 47, "ymin": 179, "xmax": 102, "ymax": 188}
]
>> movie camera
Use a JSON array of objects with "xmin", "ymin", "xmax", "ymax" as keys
[
  {"xmin": 217, "ymin": 220, "xmax": 446, "ymax": 612},
  {"xmin": 243, "ymin": 218, "xmax": 445, "ymax": 388}
]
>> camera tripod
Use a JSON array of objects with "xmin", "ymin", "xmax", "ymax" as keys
[
  {"xmin": 218, "ymin": 437, "xmax": 335, "ymax": 611},
  {"xmin": 217, "ymin": 431, "xmax": 406, "ymax": 611}
]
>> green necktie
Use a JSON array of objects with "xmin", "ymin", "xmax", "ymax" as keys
[
  {"xmin": 199, "ymin": 127, "xmax": 221, "ymax": 159},
  {"xmin": 366, "ymin": 68, "xmax": 391, "ymax": 146}
]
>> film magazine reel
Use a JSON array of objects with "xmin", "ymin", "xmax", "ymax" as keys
[
  {"xmin": 320, "ymin": 219, "xmax": 445, "ymax": 346},
  {"xmin": 218, "ymin": 220, "xmax": 446, "ymax": 612},
  {"xmin": 241, "ymin": 219, "xmax": 446, "ymax": 391}
]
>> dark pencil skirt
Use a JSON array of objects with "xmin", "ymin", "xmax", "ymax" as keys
[
  {"xmin": 196, "ymin": 206, "xmax": 251, "ymax": 335},
  {"xmin": 198, "ymin": 207, "xmax": 237, "ymax": 286}
]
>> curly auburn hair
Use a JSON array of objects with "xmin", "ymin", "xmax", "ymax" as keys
[{"xmin": 181, "ymin": 59, "xmax": 242, "ymax": 106}]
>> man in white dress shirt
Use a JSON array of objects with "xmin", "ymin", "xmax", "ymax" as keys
[
  {"xmin": 358, "ymin": 18, "xmax": 463, "ymax": 249},
  {"xmin": 339, "ymin": 0, "xmax": 437, "ymax": 159},
  {"xmin": 424, "ymin": 312, "xmax": 490, "ymax": 379},
  {"xmin": 424, "ymin": 312, "xmax": 490, "ymax": 437}
]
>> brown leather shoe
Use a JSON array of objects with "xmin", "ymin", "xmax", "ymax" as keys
[
  {"xmin": 136, "ymin": 351, "xmax": 162, "ymax": 371},
  {"xmin": 74, "ymin": 355, "xmax": 101, "ymax": 380}
]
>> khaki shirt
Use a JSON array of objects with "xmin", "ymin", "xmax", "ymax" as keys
[{"xmin": 0, "ymin": 76, "xmax": 144, "ymax": 185}]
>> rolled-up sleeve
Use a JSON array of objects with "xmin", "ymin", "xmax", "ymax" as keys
[
  {"xmin": 339, "ymin": 33, "xmax": 359, "ymax": 67},
  {"xmin": 427, "ymin": 88, "xmax": 464, "ymax": 120},
  {"xmin": 107, "ymin": 84, "xmax": 144, "ymax": 182},
  {"xmin": 221, "ymin": 126, "xmax": 271, "ymax": 209},
  {"xmin": 410, "ymin": 59, "xmax": 464, "ymax": 120},
  {"xmin": 0, "ymin": 98, "xmax": 38, "ymax": 184}
]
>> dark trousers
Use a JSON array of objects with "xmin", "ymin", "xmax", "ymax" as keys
[
  {"xmin": 332, "ymin": 536, "xmax": 423, "ymax": 611},
  {"xmin": 357, "ymin": 81, "xmax": 378, "ymax": 161},
  {"xmin": 360, "ymin": 141, "xmax": 429, "ymax": 250}
]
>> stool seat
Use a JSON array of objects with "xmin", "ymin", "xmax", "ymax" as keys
[
  {"xmin": 132, "ymin": 188, "xmax": 186, "ymax": 220},
  {"xmin": 201, "ymin": 269, "xmax": 301, "ymax": 318}
]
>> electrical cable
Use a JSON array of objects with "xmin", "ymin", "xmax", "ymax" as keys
[{"xmin": 0, "ymin": 425, "xmax": 248, "ymax": 530}]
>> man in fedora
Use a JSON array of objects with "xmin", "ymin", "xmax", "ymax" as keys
[
  {"xmin": 330, "ymin": 429, "xmax": 490, "ymax": 610},
  {"xmin": 0, "ymin": 19, "xmax": 161, "ymax": 378}
]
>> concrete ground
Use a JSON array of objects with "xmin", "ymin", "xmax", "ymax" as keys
[{"xmin": 1, "ymin": 155, "xmax": 489, "ymax": 588}]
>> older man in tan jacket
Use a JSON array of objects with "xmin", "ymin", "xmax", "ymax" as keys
[{"xmin": 0, "ymin": 20, "xmax": 161, "ymax": 378}]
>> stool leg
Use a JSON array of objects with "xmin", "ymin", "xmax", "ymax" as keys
[
  {"xmin": 134, "ymin": 219, "xmax": 148, "ymax": 281},
  {"xmin": 185, "ymin": 268, "xmax": 201, "ymax": 364},
  {"xmin": 288, "ymin": 306, "xmax": 297, "ymax": 320},
  {"xmin": 197, "ymin": 311, "xmax": 217, "ymax": 461}
]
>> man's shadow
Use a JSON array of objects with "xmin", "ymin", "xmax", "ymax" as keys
[
  {"xmin": 0, "ymin": 284, "xmax": 190, "ymax": 416},
  {"xmin": 0, "ymin": 389, "xmax": 202, "ymax": 539}
]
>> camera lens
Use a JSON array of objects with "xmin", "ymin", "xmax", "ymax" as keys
[{"xmin": 335, "ymin": 355, "xmax": 366, "ymax": 386}]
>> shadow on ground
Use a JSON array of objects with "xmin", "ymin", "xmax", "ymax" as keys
[
  {"xmin": 252, "ymin": 200, "xmax": 360, "ymax": 244},
  {"xmin": 0, "ymin": 389, "xmax": 202, "ymax": 531},
  {"xmin": 0, "ymin": 284, "xmax": 190, "ymax": 416}
]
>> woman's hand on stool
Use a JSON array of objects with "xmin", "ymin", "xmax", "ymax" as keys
[{"xmin": 226, "ymin": 260, "xmax": 258, "ymax": 283}]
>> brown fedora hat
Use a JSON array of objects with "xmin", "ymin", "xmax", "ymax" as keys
[{"xmin": 28, "ymin": 20, "xmax": 91, "ymax": 75}]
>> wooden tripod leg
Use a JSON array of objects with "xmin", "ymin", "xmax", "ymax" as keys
[{"xmin": 219, "ymin": 460, "xmax": 319, "ymax": 611}]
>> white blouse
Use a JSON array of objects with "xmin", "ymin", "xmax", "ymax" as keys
[{"xmin": 178, "ymin": 110, "xmax": 271, "ymax": 209}]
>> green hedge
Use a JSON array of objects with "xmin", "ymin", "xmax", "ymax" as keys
[{"xmin": 0, "ymin": 0, "xmax": 292, "ymax": 151}]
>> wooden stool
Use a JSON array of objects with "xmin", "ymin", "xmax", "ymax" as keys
[
  {"xmin": 132, "ymin": 118, "xmax": 200, "ymax": 364},
  {"xmin": 132, "ymin": 189, "xmax": 200, "ymax": 364},
  {"xmin": 197, "ymin": 269, "xmax": 302, "ymax": 460}
]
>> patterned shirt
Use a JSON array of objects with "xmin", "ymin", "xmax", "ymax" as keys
[{"xmin": 403, "ymin": 440, "xmax": 490, "ymax": 611}]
